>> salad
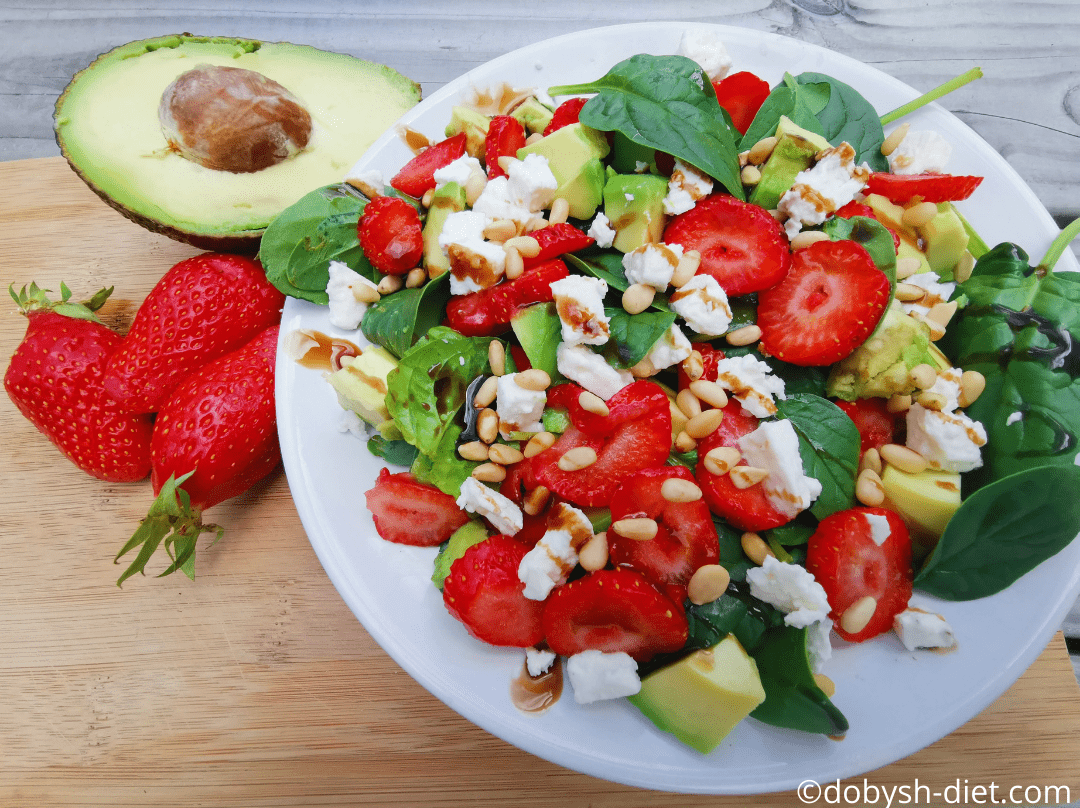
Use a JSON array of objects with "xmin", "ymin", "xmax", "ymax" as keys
[{"xmin": 264, "ymin": 27, "xmax": 1080, "ymax": 764}]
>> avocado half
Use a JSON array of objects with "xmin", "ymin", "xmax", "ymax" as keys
[{"xmin": 54, "ymin": 34, "xmax": 421, "ymax": 252}]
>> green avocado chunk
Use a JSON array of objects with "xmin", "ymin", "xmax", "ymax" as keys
[
  {"xmin": 517, "ymin": 122, "xmax": 610, "ymax": 220},
  {"xmin": 602, "ymin": 169, "xmax": 669, "ymax": 253},
  {"xmin": 747, "ymin": 116, "xmax": 830, "ymax": 211},
  {"xmin": 422, "ymin": 181, "xmax": 467, "ymax": 278}
]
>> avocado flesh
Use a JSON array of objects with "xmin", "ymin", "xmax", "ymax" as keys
[
  {"xmin": 517, "ymin": 122, "xmax": 610, "ymax": 220},
  {"xmin": 919, "ymin": 204, "xmax": 969, "ymax": 279},
  {"xmin": 328, "ymin": 346, "xmax": 399, "ymax": 427},
  {"xmin": 54, "ymin": 35, "xmax": 421, "ymax": 251},
  {"xmin": 422, "ymin": 182, "xmax": 467, "ymax": 278},
  {"xmin": 510, "ymin": 302, "xmax": 562, "ymax": 378},
  {"xmin": 826, "ymin": 304, "xmax": 936, "ymax": 400},
  {"xmin": 881, "ymin": 465, "xmax": 962, "ymax": 558},
  {"xmin": 602, "ymin": 169, "xmax": 669, "ymax": 252}
]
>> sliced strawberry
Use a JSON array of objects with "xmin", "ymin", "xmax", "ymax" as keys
[
  {"xmin": 834, "ymin": 398, "xmax": 899, "ymax": 457},
  {"xmin": 542, "ymin": 568, "xmax": 688, "ymax": 661},
  {"xmin": 445, "ymin": 258, "xmax": 569, "ymax": 337},
  {"xmin": 389, "ymin": 132, "xmax": 468, "ymax": 198},
  {"xmin": 677, "ymin": 341, "xmax": 725, "ymax": 392},
  {"xmin": 522, "ymin": 222, "xmax": 595, "ymax": 267},
  {"xmin": 864, "ymin": 172, "xmax": 983, "ymax": 205},
  {"xmin": 833, "ymin": 201, "xmax": 901, "ymax": 251},
  {"xmin": 358, "ymin": 195, "xmax": 424, "ymax": 275},
  {"xmin": 608, "ymin": 466, "xmax": 719, "ymax": 587},
  {"xmin": 364, "ymin": 467, "xmax": 470, "ymax": 546},
  {"xmin": 663, "ymin": 193, "xmax": 791, "ymax": 297},
  {"xmin": 696, "ymin": 400, "xmax": 791, "ymax": 532},
  {"xmin": 530, "ymin": 381, "xmax": 672, "ymax": 508},
  {"xmin": 757, "ymin": 239, "xmax": 890, "ymax": 366},
  {"xmin": 443, "ymin": 535, "xmax": 545, "ymax": 647},
  {"xmin": 484, "ymin": 115, "xmax": 527, "ymax": 178},
  {"xmin": 712, "ymin": 71, "xmax": 771, "ymax": 135},
  {"xmin": 805, "ymin": 507, "xmax": 913, "ymax": 643},
  {"xmin": 543, "ymin": 97, "xmax": 588, "ymax": 136}
]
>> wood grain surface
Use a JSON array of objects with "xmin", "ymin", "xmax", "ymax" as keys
[{"xmin": 1, "ymin": 157, "xmax": 1079, "ymax": 806}]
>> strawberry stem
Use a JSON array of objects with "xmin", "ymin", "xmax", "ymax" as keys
[
  {"xmin": 1038, "ymin": 216, "xmax": 1080, "ymax": 274},
  {"xmin": 879, "ymin": 67, "xmax": 983, "ymax": 126},
  {"xmin": 9, "ymin": 281, "xmax": 113, "ymax": 323}
]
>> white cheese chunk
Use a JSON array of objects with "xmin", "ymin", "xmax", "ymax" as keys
[
  {"xmin": 746, "ymin": 555, "xmax": 832, "ymax": 629},
  {"xmin": 525, "ymin": 646, "xmax": 557, "ymax": 677},
  {"xmin": 738, "ymin": 419, "xmax": 822, "ymax": 519},
  {"xmin": 557, "ymin": 342, "xmax": 634, "ymax": 401},
  {"xmin": 906, "ymin": 403, "xmax": 987, "ymax": 473},
  {"xmin": 669, "ymin": 273, "xmax": 733, "ymax": 335},
  {"xmin": 893, "ymin": 607, "xmax": 957, "ymax": 651},
  {"xmin": 550, "ymin": 275, "xmax": 611, "ymax": 346},
  {"xmin": 925, "ymin": 366, "xmax": 962, "ymax": 413},
  {"xmin": 900, "ymin": 271, "xmax": 957, "ymax": 320},
  {"xmin": 496, "ymin": 373, "xmax": 547, "ymax": 436},
  {"xmin": 676, "ymin": 29, "xmax": 732, "ymax": 81},
  {"xmin": 505, "ymin": 153, "xmax": 558, "ymax": 212},
  {"xmin": 433, "ymin": 154, "xmax": 483, "ymax": 189},
  {"xmin": 456, "ymin": 477, "xmax": 523, "ymax": 536},
  {"xmin": 778, "ymin": 143, "xmax": 870, "ymax": 234},
  {"xmin": 713, "ymin": 354, "xmax": 786, "ymax": 418},
  {"xmin": 326, "ymin": 260, "xmax": 378, "ymax": 330},
  {"xmin": 588, "ymin": 211, "xmax": 617, "ymax": 248},
  {"xmin": 662, "ymin": 159, "xmax": 714, "ymax": 215},
  {"xmin": 643, "ymin": 323, "xmax": 693, "ymax": 373},
  {"xmin": 863, "ymin": 511, "xmax": 893, "ymax": 546},
  {"xmin": 887, "ymin": 130, "xmax": 952, "ymax": 176},
  {"xmin": 622, "ymin": 242, "xmax": 683, "ymax": 291},
  {"xmin": 518, "ymin": 529, "xmax": 578, "ymax": 601},
  {"xmin": 438, "ymin": 209, "xmax": 505, "ymax": 295},
  {"xmin": 566, "ymin": 650, "xmax": 641, "ymax": 704}
]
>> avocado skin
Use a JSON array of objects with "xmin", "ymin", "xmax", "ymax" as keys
[{"xmin": 53, "ymin": 34, "xmax": 421, "ymax": 252}]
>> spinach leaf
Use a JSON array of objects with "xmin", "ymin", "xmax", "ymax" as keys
[
  {"xmin": 259, "ymin": 184, "xmax": 370, "ymax": 304},
  {"xmin": 775, "ymin": 394, "xmax": 860, "ymax": 520},
  {"xmin": 431, "ymin": 521, "xmax": 490, "ymax": 590},
  {"xmin": 750, "ymin": 625, "xmax": 849, "ymax": 736},
  {"xmin": 683, "ymin": 592, "xmax": 780, "ymax": 655},
  {"xmin": 740, "ymin": 73, "xmax": 829, "ymax": 148},
  {"xmin": 366, "ymin": 434, "xmax": 419, "ymax": 468},
  {"xmin": 549, "ymin": 54, "xmax": 744, "ymax": 200},
  {"xmin": 714, "ymin": 517, "xmax": 755, "ymax": 582},
  {"xmin": 362, "ymin": 274, "xmax": 452, "ymax": 359},
  {"xmin": 915, "ymin": 464, "xmax": 1080, "ymax": 600},
  {"xmin": 822, "ymin": 215, "xmax": 897, "ymax": 292},
  {"xmin": 604, "ymin": 307, "xmax": 677, "ymax": 369},
  {"xmin": 796, "ymin": 73, "xmax": 888, "ymax": 171}
]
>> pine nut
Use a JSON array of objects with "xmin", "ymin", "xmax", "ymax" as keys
[
  {"xmin": 515, "ymin": 368, "xmax": 551, "ymax": 391},
  {"xmin": 458, "ymin": 441, "xmax": 490, "ymax": 462},
  {"xmin": 738, "ymin": 150, "xmax": 751, "ymax": 167},
  {"xmin": 421, "ymin": 187, "xmax": 435, "ymax": 208},
  {"xmin": 726, "ymin": 324, "xmax": 762, "ymax": 347},
  {"xmin": 926, "ymin": 318, "xmax": 947, "ymax": 342},
  {"xmin": 523, "ymin": 485, "xmax": 551, "ymax": 516},
  {"xmin": 489, "ymin": 443, "xmax": 524, "ymax": 466},
  {"xmin": 682, "ymin": 350, "xmax": 704, "ymax": 383},
  {"xmin": 704, "ymin": 446, "xmax": 741, "ymax": 476},
  {"xmin": 377, "ymin": 274, "xmax": 404, "ymax": 295},
  {"xmin": 902, "ymin": 201, "xmax": 939, "ymax": 229},
  {"xmin": 688, "ymin": 379, "xmax": 728, "ymax": 409},
  {"xmin": 688, "ymin": 564, "xmax": 730, "ymax": 605},
  {"xmin": 860, "ymin": 447, "xmax": 883, "ymax": 477},
  {"xmin": 814, "ymin": 673, "xmax": 836, "ymax": 698},
  {"xmin": 406, "ymin": 267, "xmax": 427, "ymax": 289},
  {"xmin": 675, "ymin": 430, "xmax": 698, "ymax": 453},
  {"xmin": 685, "ymin": 409, "xmax": 725, "ymax": 440},
  {"xmin": 879, "ymin": 443, "xmax": 929, "ymax": 474},
  {"xmin": 477, "ymin": 408, "xmax": 499, "ymax": 444},
  {"xmin": 525, "ymin": 215, "xmax": 547, "ymax": 232},
  {"xmin": 747, "ymin": 136, "xmax": 778, "ymax": 165},
  {"xmin": 525, "ymin": 132, "xmax": 544, "ymax": 146},
  {"xmin": 926, "ymin": 300, "xmax": 958, "ymax": 327},
  {"xmin": 895, "ymin": 256, "xmax": 923, "ymax": 279},
  {"xmin": 730, "ymin": 466, "xmax": 769, "ymax": 489},
  {"xmin": 958, "ymin": 369, "xmax": 986, "ymax": 408},
  {"xmin": 578, "ymin": 532, "xmax": 609, "ymax": 572},
  {"xmin": 474, "ymin": 375, "xmax": 499, "ymax": 409},
  {"xmin": 910, "ymin": 363, "xmax": 938, "ymax": 391},
  {"xmin": 880, "ymin": 122, "xmax": 910, "ymax": 157},
  {"xmin": 741, "ymin": 531, "xmax": 775, "ymax": 566},
  {"xmin": 886, "ymin": 394, "xmax": 912, "ymax": 414},
  {"xmin": 548, "ymin": 197, "xmax": 570, "ymax": 225},
  {"xmin": 954, "ymin": 250, "xmax": 976, "ymax": 283},
  {"xmin": 578, "ymin": 390, "xmax": 610, "ymax": 416},
  {"xmin": 488, "ymin": 340, "xmax": 506, "ymax": 376},
  {"xmin": 676, "ymin": 389, "xmax": 702, "ymax": 419},
  {"xmin": 622, "ymin": 283, "xmax": 655, "ymax": 315},
  {"xmin": 661, "ymin": 477, "xmax": 702, "ymax": 503},
  {"xmin": 504, "ymin": 246, "xmax": 524, "ymax": 280},
  {"xmin": 917, "ymin": 391, "xmax": 948, "ymax": 411},
  {"xmin": 790, "ymin": 230, "xmax": 831, "ymax": 250},
  {"xmin": 670, "ymin": 250, "xmax": 700, "ymax": 288},
  {"xmin": 346, "ymin": 175, "xmax": 382, "ymax": 198},
  {"xmin": 613, "ymin": 517, "xmax": 658, "ymax": 541},
  {"xmin": 855, "ymin": 467, "xmax": 885, "ymax": 507},
  {"xmin": 558, "ymin": 446, "xmax": 597, "ymax": 471},
  {"xmin": 523, "ymin": 431, "xmax": 556, "ymax": 458},
  {"xmin": 505, "ymin": 235, "xmax": 541, "ymax": 258},
  {"xmin": 484, "ymin": 219, "xmax": 518, "ymax": 242},
  {"xmin": 352, "ymin": 282, "xmax": 381, "ymax": 305},
  {"xmin": 497, "ymin": 155, "xmax": 515, "ymax": 174},
  {"xmin": 465, "ymin": 172, "xmax": 487, "ymax": 206},
  {"xmin": 741, "ymin": 165, "xmax": 762, "ymax": 186},
  {"xmin": 472, "ymin": 462, "xmax": 507, "ymax": 483},
  {"xmin": 631, "ymin": 357, "xmax": 657, "ymax": 378},
  {"xmin": 894, "ymin": 282, "xmax": 926, "ymax": 303},
  {"xmin": 841, "ymin": 595, "xmax": 877, "ymax": 635}
]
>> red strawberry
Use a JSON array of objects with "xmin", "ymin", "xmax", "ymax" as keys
[
  {"xmin": 522, "ymin": 222, "xmax": 595, "ymax": 267},
  {"xmin": 712, "ymin": 71, "xmax": 771, "ymax": 134},
  {"xmin": 442, "ymin": 535, "xmax": 545, "ymax": 647},
  {"xmin": 484, "ymin": 115, "xmax": 527, "ymax": 178},
  {"xmin": 529, "ymin": 381, "xmax": 672, "ymax": 508},
  {"xmin": 444, "ymin": 257, "xmax": 570, "ymax": 337},
  {"xmin": 805, "ymin": 507, "xmax": 913, "ymax": 643},
  {"xmin": 4, "ymin": 283, "xmax": 153, "ymax": 482},
  {"xmin": 357, "ymin": 195, "xmax": 425, "ymax": 275},
  {"xmin": 607, "ymin": 466, "xmax": 719, "ymax": 587},
  {"xmin": 102, "ymin": 253, "xmax": 284, "ymax": 414},
  {"xmin": 389, "ymin": 132, "xmax": 468, "ymax": 198},
  {"xmin": 365, "ymin": 468, "xmax": 470, "ymax": 546},
  {"xmin": 543, "ymin": 97, "xmax": 588, "ymax": 136},
  {"xmin": 542, "ymin": 568, "xmax": 688, "ymax": 661},
  {"xmin": 834, "ymin": 398, "xmax": 899, "ymax": 457},
  {"xmin": 696, "ymin": 401, "xmax": 791, "ymax": 532},
  {"xmin": 115, "ymin": 326, "xmax": 280, "ymax": 585},
  {"xmin": 757, "ymin": 239, "xmax": 890, "ymax": 366},
  {"xmin": 864, "ymin": 172, "xmax": 983, "ymax": 205},
  {"xmin": 663, "ymin": 194, "xmax": 792, "ymax": 297}
]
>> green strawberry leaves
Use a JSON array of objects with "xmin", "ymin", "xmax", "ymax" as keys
[{"xmin": 10, "ymin": 281, "xmax": 113, "ymax": 323}]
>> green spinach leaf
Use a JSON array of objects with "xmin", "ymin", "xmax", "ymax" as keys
[
  {"xmin": 366, "ymin": 434, "xmax": 419, "ymax": 468},
  {"xmin": 362, "ymin": 274, "xmax": 452, "ymax": 359},
  {"xmin": 796, "ymin": 72, "xmax": 888, "ymax": 171},
  {"xmin": 740, "ymin": 73, "xmax": 829, "ymax": 148},
  {"xmin": 548, "ymin": 54, "xmax": 744, "ymax": 200},
  {"xmin": 775, "ymin": 394, "xmax": 860, "ymax": 520},
  {"xmin": 604, "ymin": 307, "xmax": 677, "ymax": 369}
]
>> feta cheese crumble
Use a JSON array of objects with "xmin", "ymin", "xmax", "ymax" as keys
[
  {"xmin": 438, "ymin": 209, "xmax": 506, "ymax": 295},
  {"xmin": 893, "ymin": 607, "xmax": 957, "ymax": 651},
  {"xmin": 778, "ymin": 143, "xmax": 870, "ymax": 238},
  {"xmin": 926, "ymin": 366, "xmax": 963, "ymax": 413},
  {"xmin": 900, "ymin": 271, "xmax": 956, "ymax": 321},
  {"xmin": 746, "ymin": 556, "xmax": 833, "ymax": 672},
  {"xmin": 677, "ymin": 29, "xmax": 732, "ymax": 82},
  {"xmin": 550, "ymin": 275, "xmax": 611, "ymax": 346},
  {"xmin": 557, "ymin": 342, "xmax": 634, "ymax": 401},
  {"xmin": 623, "ymin": 242, "xmax": 683, "ymax": 291},
  {"xmin": 887, "ymin": 130, "xmax": 952, "ymax": 176},
  {"xmin": 863, "ymin": 511, "xmax": 893, "ymax": 546},
  {"xmin": 713, "ymin": 354, "xmax": 786, "ymax": 418},
  {"xmin": 738, "ymin": 419, "xmax": 823, "ymax": 519},
  {"xmin": 662, "ymin": 159, "xmax": 714, "ymax": 215},
  {"xmin": 496, "ymin": 372, "xmax": 547, "ymax": 436},
  {"xmin": 566, "ymin": 650, "xmax": 641, "ymax": 704},
  {"xmin": 525, "ymin": 646, "xmax": 556, "ymax": 677},
  {"xmin": 433, "ymin": 154, "xmax": 483, "ymax": 189},
  {"xmin": 906, "ymin": 403, "xmax": 987, "ymax": 473},
  {"xmin": 669, "ymin": 273, "xmax": 733, "ymax": 335},
  {"xmin": 326, "ymin": 260, "xmax": 379, "ymax": 330},
  {"xmin": 456, "ymin": 477, "xmax": 523, "ymax": 536},
  {"xmin": 642, "ymin": 323, "xmax": 693, "ymax": 373},
  {"xmin": 519, "ymin": 528, "xmax": 578, "ymax": 600},
  {"xmin": 588, "ymin": 211, "xmax": 617, "ymax": 248}
]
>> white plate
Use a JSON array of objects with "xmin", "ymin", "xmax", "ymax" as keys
[{"xmin": 275, "ymin": 22, "xmax": 1080, "ymax": 795}]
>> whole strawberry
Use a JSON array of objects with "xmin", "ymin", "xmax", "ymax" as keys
[
  {"xmin": 4, "ymin": 283, "xmax": 153, "ymax": 482},
  {"xmin": 115, "ymin": 325, "xmax": 280, "ymax": 585},
  {"xmin": 102, "ymin": 252, "xmax": 284, "ymax": 414}
]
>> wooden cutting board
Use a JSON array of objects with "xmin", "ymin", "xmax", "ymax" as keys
[{"xmin": 2, "ymin": 157, "xmax": 1079, "ymax": 807}]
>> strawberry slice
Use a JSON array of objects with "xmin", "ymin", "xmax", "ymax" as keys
[
  {"xmin": 805, "ymin": 507, "xmax": 913, "ymax": 642},
  {"xmin": 543, "ymin": 97, "xmax": 588, "ymax": 136},
  {"xmin": 834, "ymin": 398, "xmax": 899, "ymax": 458},
  {"xmin": 530, "ymin": 381, "xmax": 672, "ymax": 508},
  {"xmin": 445, "ymin": 258, "xmax": 570, "ymax": 337},
  {"xmin": 864, "ymin": 172, "xmax": 983, "ymax": 205},
  {"xmin": 364, "ymin": 467, "xmax": 470, "ymax": 546},
  {"xmin": 663, "ymin": 193, "xmax": 792, "ymax": 297},
  {"xmin": 443, "ymin": 534, "xmax": 545, "ymax": 647},
  {"xmin": 608, "ymin": 466, "xmax": 719, "ymax": 587},
  {"xmin": 484, "ymin": 115, "xmax": 527, "ymax": 178},
  {"xmin": 358, "ymin": 195, "xmax": 424, "ymax": 275},
  {"xmin": 542, "ymin": 568, "xmax": 688, "ymax": 661},
  {"xmin": 712, "ymin": 71, "xmax": 771, "ymax": 135},
  {"xmin": 696, "ymin": 401, "xmax": 791, "ymax": 532},
  {"xmin": 757, "ymin": 239, "xmax": 890, "ymax": 366},
  {"xmin": 522, "ymin": 222, "xmax": 595, "ymax": 267},
  {"xmin": 389, "ymin": 132, "xmax": 468, "ymax": 198}
]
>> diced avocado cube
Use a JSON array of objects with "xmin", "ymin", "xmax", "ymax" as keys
[
  {"xmin": 919, "ymin": 204, "xmax": 969, "ymax": 279},
  {"xmin": 517, "ymin": 122, "xmax": 610, "ymax": 220},
  {"xmin": 327, "ymin": 345, "xmax": 398, "ymax": 426},
  {"xmin": 774, "ymin": 115, "xmax": 831, "ymax": 151},
  {"xmin": 422, "ymin": 181, "xmax": 467, "ymax": 277},
  {"xmin": 510, "ymin": 96, "xmax": 554, "ymax": 135},
  {"xmin": 826, "ymin": 305, "xmax": 935, "ymax": 401},
  {"xmin": 445, "ymin": 105, "xmax": 490, "ymax": 157},
  {"xmin": 510, "ymin": 302, "xmax": 562, "ymax": 378},
  {"xmin": 602, "ymin": 169, "xmax": 669, "ymax": 253},
  {"xmin": 881, "ymin": 465, "xmax": 962, "ymax": 559}
]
